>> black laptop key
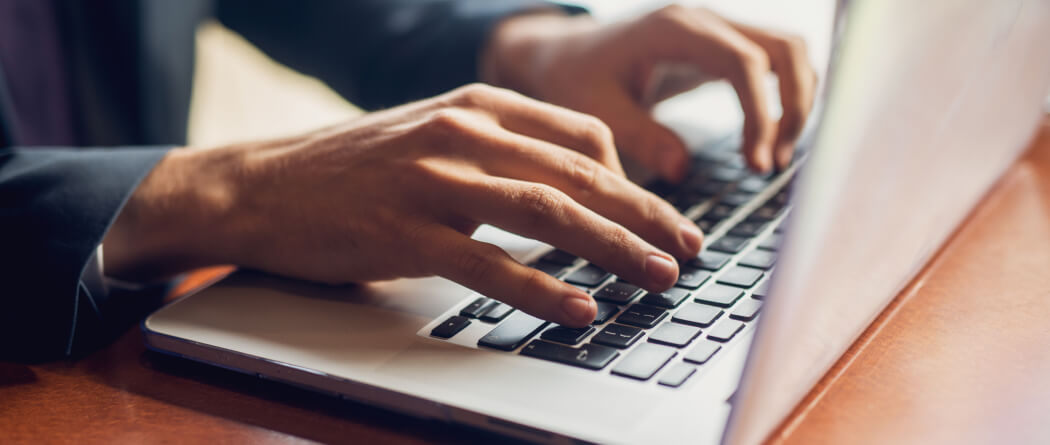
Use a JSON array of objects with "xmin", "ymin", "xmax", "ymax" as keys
[
  {"xmin": 658, "ymin": 363, "xmax": 697, "ymax": 388},
  {"xmin": 729, "ymin": 221, "xmax": 767, "ymax": 238},
  {"xmin": 564, "ymin": 264, "xmax": 611, "ymax": 288},
  {"xmin": 683, "ymin": 339, "xmax": 722, "ymax": 364},
  {"xmin": 697, "ymin": 219, "xmax": 716, "ymax": 232},
  {"xmin": 479, "ymin": 303, "xmax": 514, "ymax": 323},
  {"xmin": 752, "ymin": 281, "xmax": 770, "ymax": 300},
  {"xmin": 591, "ymin": 324, "xmax": 644, "ymax": 349},
  {"xmin": 616, "ymin": 304, "xmax": 668, "ymax": 329},
  {"xmin": 738, "ymin": 250, "xmax": 777, "ymax": 270},
  {"xmin": 593, "ymin": 281, "xmax": 642, "ymax": 304},
  {"xmin": 719, "ymin": 191, "xmax": 753, "ymax": 208},
  {"xmin": 669, "ymin": 191, "xmax": 708, "ymax": 212},
  {"xmin": 478, "ymin": 311, "xmax": 549, "ymax": 351},
  {"xmin": 735, "ymin": 176, "xmax": 768, "ymax": 194},
  {"xmin": 709, "ymin": 235, "xmax": 750, "ymax": 254},
  {"xmin": 694, "ymin": 284, "xmax": 744, "ymax": 308},
  {"xmin": 748, "ymin": 204, "xmax": 783, "ymax": 222},
  {"xmin": 730, "ymin": 299, "xmax": 763, "ymax": 321},
  {"xmin": 717, "ymin": 267, "xmax": 764, "ymax": 289},
  {"xmin": 430, "ymin": 315, "xmax": 472, "ymax": 339},
  {"xmin": 460, "ymin": 297, "xmax": 497, "ymax": 318},
  {"xmin": 640, "ymin": 288, "xmax": 692, "ymax": 309},
  {"xmin": 541, "ymin": 325, "xmax": 595, "ymax": 345},
  {"xmin": 671, "ymin": 303, "xmax": 724, "ymax": 327},
  {"xmin": 593, "ymin": 301, "xmax": 620, "ymax": 325},
  {"xmin": 541, "ymin": 249, "xmax": 578, "ymax": 266},
  {"xmin": 521, "ymin": 340, "xmax": 619, "ymax": 371},
  {"xmin": 531, "ymin": 260, "xmax": 566, "ymax": 278},
  {"xmin": 757, "ymin": 233, "xmax": 783, "ymax": 251},
  {"xmin": 675, "ymin": 268, "xmax": 712, "ymax": 290},
  {"xmin": 694, "ymin": 180, "xmax": 729, "ymax": 196},
  {"xmin": 707, "ymin": 320, "xmax": 745, "ymax": 343},
  {"xmin": 648, "ymin": 323, "xmax": 702, "ymax": 348},
  {"xmin": 701, "ymin": 204, "xmax": 735, "ymax": 223},
  {"xmin": 689, "ymin": 251, "xmax": 731, "ymax": 271},
  {"xmin": 611, "ymin": 343, "xmax": 677, "ymax": 381},
  {"xmin": 772, "ymin": 189, "xmax": 790, "ymax": 206},
  {"xmin": 708, "ymin": 165, "xmax": 745, "ymax": 182}
]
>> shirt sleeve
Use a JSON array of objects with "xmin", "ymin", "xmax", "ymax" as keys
[
  {"xmin": 215, "ymin": 0, "xmax": 587, "ymax": 110},
  {"xmin": 0, "ymin": 146, "xmax": 170, "ymax": 362}
]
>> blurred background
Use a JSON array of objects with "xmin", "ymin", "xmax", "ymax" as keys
[{"xmin": 187, "ymin": 0, "xmax": 837, "ymax": 148}]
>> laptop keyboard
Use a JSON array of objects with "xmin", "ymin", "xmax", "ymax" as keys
[{"xmin": 423, "ymin": 140, "xmax": 800, "ymax": 389}]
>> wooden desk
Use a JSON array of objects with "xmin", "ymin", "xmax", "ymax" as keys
[{"xmin": 3, "ymin": 118, "xmax": 1049, "ymax": 444}]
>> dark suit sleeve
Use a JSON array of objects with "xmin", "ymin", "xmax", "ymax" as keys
[
  {"xmin": 215, "ymin": 0, "xmax": 585, "ymax": 110},
  {"xmin": 0, "ymin": 147, "xmax": 169, "ymax": 362}
]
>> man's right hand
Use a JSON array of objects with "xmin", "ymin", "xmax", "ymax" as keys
[{"xmin": 103, "ymin": 84, "xmax": 703, "ymax": 327}]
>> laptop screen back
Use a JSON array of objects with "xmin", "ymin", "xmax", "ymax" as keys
[{"xmin": 725, "ymin": 0, "xmax": 1050, "ymax": 443}]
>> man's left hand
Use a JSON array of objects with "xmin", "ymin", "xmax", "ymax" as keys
[{"xmin": 482, "ymin": 5, "xmax": 819, "ymax": 181}]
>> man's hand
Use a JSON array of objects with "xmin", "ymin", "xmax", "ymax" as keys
[
  {"xmin": 483, "ymin": 5, "xmax": 819, "ymax": 181},
  {"xmin": 103, "ymin": 84, "xmax": 704, "ymax": 327}
]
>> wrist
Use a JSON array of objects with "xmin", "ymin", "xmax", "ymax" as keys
[
  {"xmin": 480, "ymin": 11, "xmax": 596, "ymax": 99},
  {"xmin": 103, "ymin": 144, "xmax": 248, "ymax": 280}
]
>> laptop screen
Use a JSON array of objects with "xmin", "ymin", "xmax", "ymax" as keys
[{"xmin": 725, "ymin": 1, "xmax": 1050, "ymax": 443}]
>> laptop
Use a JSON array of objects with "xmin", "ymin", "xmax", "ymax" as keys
[{"xmin": 142, "ymin": 1, "xmax": 1050, "ymax": 444}]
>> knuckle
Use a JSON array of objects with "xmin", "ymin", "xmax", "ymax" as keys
[
  {"xmin": 516, "ymin": 185, "xmax": 568, "ymax": 227},
  {"xmin": 516, "ymin": 268, "xmax": 548, "ymax": 301},
  {"xmin": 424, "ymin": 108, "xmax": 477, "ymax": 137},
  {"xmin": 734, "ymin": 42, "xmax": 771, "ymax": 73},
  {"xmin": 450, "ymin": 83, "xmax": 503, "ymax": 107},
  {"xmin": 650, "ymin": 4, "xmax": 688, "ymax": 23},
  {"xmin": 577, "ymin": 116, "xmax": 616, "ymax": 155},
  {"xmin": 605, "ymin": 225, "xmax": 634, "ymax": 251},
  {"xmin": 562, "ymin": 154, "xmax": 603, "ymax": 198},
  {"xmin": 644, "ymin": 195, "xmax": 676, "ymax": 230},
  {"xmin": 453, "ymin": 245, "xmax": 498, "ymax": 282},
  {"xmin": 779, "ymin": 33, "xmax": 809, "ymax": 57}
]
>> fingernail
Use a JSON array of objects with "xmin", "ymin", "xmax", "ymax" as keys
[
  {"xmin": 679, "ymin": 221, "xmax": 704, "ymax": 253},
  {"xmin": 644, "ymin": 254, "xmax": 678, "ymax": 289},
  {"xmin": 561, "ymin": 291, "xmax": 596, "ymax": 325},
  {"xmin": 756, "ymin": 151, "xmax": 773, "ymax": 173}
]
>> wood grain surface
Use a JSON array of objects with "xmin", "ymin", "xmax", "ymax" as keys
[{"xmin": 2, "ymin": 119, "xmax": 1048, "ymax": 444}]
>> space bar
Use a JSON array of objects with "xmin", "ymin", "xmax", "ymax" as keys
[{"xmin": 478, "ymin": 311, "xmax": 548, "ymax": 351}]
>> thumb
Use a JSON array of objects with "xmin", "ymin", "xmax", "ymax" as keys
[{"xmin": 608, "ymin": 104, "xmax": 690, "ymax": 182}]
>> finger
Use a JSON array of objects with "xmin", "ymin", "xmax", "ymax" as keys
[
  {"xmin": 441, "ymin": 177, "xmax": 680, "ymax": 292},
  {"xmin": 709, "ymin": 31, "xmax": 778, "ymax": 173},
  {"xmin": 728, "ymin": 24, "xmax": 818, "ymax": 169},
  {"xmin": 600, "ymin": 86, "xmax": 692, "ymax": 182},
  {"xmin": 474, "ymin": 127, "xmax": 702, "ymax": 259},
  {"xmin": 639, "ymin": 7, "xmax": 778, "ymax": 172},
  {"xmin": 442, "ymin": 84, "xmax": 625, "ymax": 176},
  {"xmin": 421, "ymin": 225, "xmax": 596, "ymax": 327}
]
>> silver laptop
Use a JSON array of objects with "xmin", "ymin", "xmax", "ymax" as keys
[{"xmin": 143, "ymin": 1, "xmax": 1050, "ymax": 444}]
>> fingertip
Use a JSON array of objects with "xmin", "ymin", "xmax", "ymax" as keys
[
  {"xmin": 747, "ymin": 143, "xmax": 774, "ymax": 174},
  {"xmin": 774, "ymin": 142, "xmax": 795, "ymax": 170},
  {"xmin": 560, "ymin": 289, "xmax": 596, "ymax": 326},
  {"xmin": 644, "ymin": 253, "xmax": 679, "ymax": 291}
]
